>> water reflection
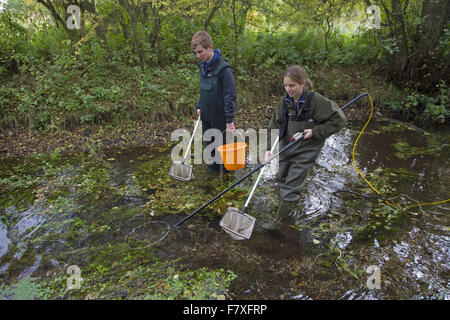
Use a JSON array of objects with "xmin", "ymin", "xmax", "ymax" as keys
[{"xmin": 0, "ymin": 119, "xmax": 448, "ymax": 299}]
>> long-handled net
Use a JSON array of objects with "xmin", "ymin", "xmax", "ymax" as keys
[
  {"xmin": 123, "ymin": 218, "xmax": 171, "ymax": 249},
  {"xmin": 124, "ymin": 132, "xmax": 307, "ymax": 247},
  {"xmin": 169, "ymin": 116, "xmax": 201, "ymax": 181}
]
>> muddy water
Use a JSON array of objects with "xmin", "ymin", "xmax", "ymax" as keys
[{"xmin": 0, "ymin": 118, "xmax": 448, "ymax": 299}]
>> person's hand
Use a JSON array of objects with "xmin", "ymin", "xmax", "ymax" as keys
[
  {"xmin": 265, "ymin": 151, "xmax": 273, "ymax": 162},
  {"xmin": 303, "ymin": 129, "xmax": 313, "ymax": 139},
  {"xmin": 226, "ymin": 122, "xmax": 235, "ymax": 132},
  {"xmin": 196, "ymin": 108, "xmax": 200, "ymax": 117}
]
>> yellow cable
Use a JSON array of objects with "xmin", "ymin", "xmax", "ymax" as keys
[
  {"xmin": 408, "ymin": 199, "xmax": 450, "ymax": 208},
  {"xmin": 335, "ymin": 247, "xmax": 342, "ymax": 269},
  {"xmin": 351, "ymin": 95, "xmax": 394, "ymax": 207},
  {"xmin": 351, "ymin": 94, "xmax": 449, "ymax": 209}
]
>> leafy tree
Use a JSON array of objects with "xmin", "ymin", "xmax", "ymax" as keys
[{"xmin": 367, "ymin": 0, "xmax": 449, "ymax": 92}]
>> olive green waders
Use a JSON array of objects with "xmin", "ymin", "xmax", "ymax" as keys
[{"xmin": 262, "ymin": 121, "xmax": 325, "ymax": 231}]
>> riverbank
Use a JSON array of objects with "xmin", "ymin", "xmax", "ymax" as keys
[{"xmin": 2, "ymin": 64, "xmax": 439, "ymax": 158}]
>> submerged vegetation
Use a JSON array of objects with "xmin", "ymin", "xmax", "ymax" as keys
[
  {"xmin": 0, "ymin": 119, "xmax": 448, "ymax": 299},
  {"xmin": 0, "ymin": 0, "xmax": 448, "ymax": 300},
  {"xmin": 0, "ymin": 146, "xmax": 241, "ymax": 299}
]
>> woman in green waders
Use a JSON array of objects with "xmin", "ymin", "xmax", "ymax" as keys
[{"xmin": 264, "ymin": 65, "xmax": 346, "ymax": 230}]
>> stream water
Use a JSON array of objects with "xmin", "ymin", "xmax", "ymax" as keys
[{"xmin": 0, "ymin": 118, "xmax": 448, "ymax": 300}]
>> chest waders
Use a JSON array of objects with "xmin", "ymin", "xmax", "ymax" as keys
[
  {"xmin": 277, "ymin": 92, "xmax": 325, "ymax": 203},
  {"xmin": 198, "ymin": 60, "xmax": 230, "ymax": 170}
]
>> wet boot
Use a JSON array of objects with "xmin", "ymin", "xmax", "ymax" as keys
[
  {"xmin": 278, "ymin": 200, "xmax": 295, "ymax": 225},
  {"xmin": 219, "ymin": 164, "xmax": 230, "ymax": 177},
  {"xmin": 262, "ymin": 200, "xmax": 295, "ymax": 231},
  {"xmin": 261, "ymin": 220, "xmax": 280, "ymax": 231},
  {"xmin": 207, "ymin": 163, "xmax": 221, "ymax": 171}
]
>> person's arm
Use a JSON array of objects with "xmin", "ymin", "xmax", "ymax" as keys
[
  {"xmin": 196, "ymin": 99, "xmax": 200, "ymax": 116},
  {"xmin": 219, "ymin": 67, "xmax": 236, "ymax": 128},
  {"xmin": 266, "ymin": 99, "xmax": 284, "ymax": 159},
  {"xmin": 311, "ymin": 95, "xmax": 346, "ymax": 140},
  {"xmin": 267, "ymin": 100, "xmax": 283, "ymax": 133}
]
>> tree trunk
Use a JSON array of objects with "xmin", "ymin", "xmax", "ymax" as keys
[
  {"xmin": 390, "ymin": 0, "xmax": 408, "ymax": 68},
  {"xmin": 416, "ymin": 0, "xmax": 449, "ymax": 92},
  {"xmin": 421, "ymin": 0, "xmax": 448, "ymax": 47},
  {"xmin": 150, "ymin": 4, "xmax": 163, "ymax": 66},
  {"xmin": 324, "ymin": 18, "xmax": 331, "ymax": 53},
  {"xmin": 384, "ymin": 0, "xmax": 449, "ymax": 92},
  {"xmin": 380, "ymin": 0, "xmax": 410, "ymax": 86},
  {"xmin": 204, "ymin": 0, "xmax": 223, "ymax": 31},
  {"xmin": 232, "ymin": 0, "xmax": 238, "ymax": 67},
  {"xmin": 131, "ymin": 17, "xmax": 145, "ymax": 73},
  {"xmin": 119, "ymin": 0, "xmax": 145, "ymax": 72}
]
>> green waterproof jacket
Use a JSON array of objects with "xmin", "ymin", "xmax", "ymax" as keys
[{"xmin": 267, "ymin": 89, "xmax": 346, "ymax": 150}]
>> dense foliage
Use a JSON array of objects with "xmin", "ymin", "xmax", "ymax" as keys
[{"xmin": 0, "ymin": 0, "xmax": 448, "ymax": 132}]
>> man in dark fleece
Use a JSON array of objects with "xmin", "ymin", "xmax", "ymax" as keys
[{"xmin": 191, "ymin": 30, "xmax": 237, "ymax": 172}]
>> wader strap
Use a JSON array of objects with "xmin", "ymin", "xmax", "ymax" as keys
[
  {"xmin": 280, "ymin": 103, "xmax": 289, "ymax": 138},
  {"xmin": 305, "ymin": 91, "xmax": 315, "ymax": 112},
  {"xmin": 279, "ymin": 91, "xmax": 315, "ymax": 138}
]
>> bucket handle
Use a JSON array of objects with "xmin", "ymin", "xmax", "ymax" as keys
[
  {"xmin": 221, "ymin": 129, "xmax": 246, "ymax": 145},
  {"xmin": 219, "ymin": 129, "xmax": 247, "ymax": 167}
]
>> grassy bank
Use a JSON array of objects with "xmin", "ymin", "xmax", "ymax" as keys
[{"xmin": 1, "ymin": 59, "xmax": 422, "ymax": 158}]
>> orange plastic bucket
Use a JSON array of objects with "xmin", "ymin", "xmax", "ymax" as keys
[{"xmin": 217, "ymin": 142, "xmax": 247, "ymax": 171}]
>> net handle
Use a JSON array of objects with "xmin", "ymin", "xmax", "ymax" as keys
[{"xmin": 182, "ymin": 116, "xmax": 201, "ymax": 163}]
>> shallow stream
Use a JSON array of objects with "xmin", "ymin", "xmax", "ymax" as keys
[{"xmin": 0, "ymin": 118, "xmax": 448, "ymax": 299}]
